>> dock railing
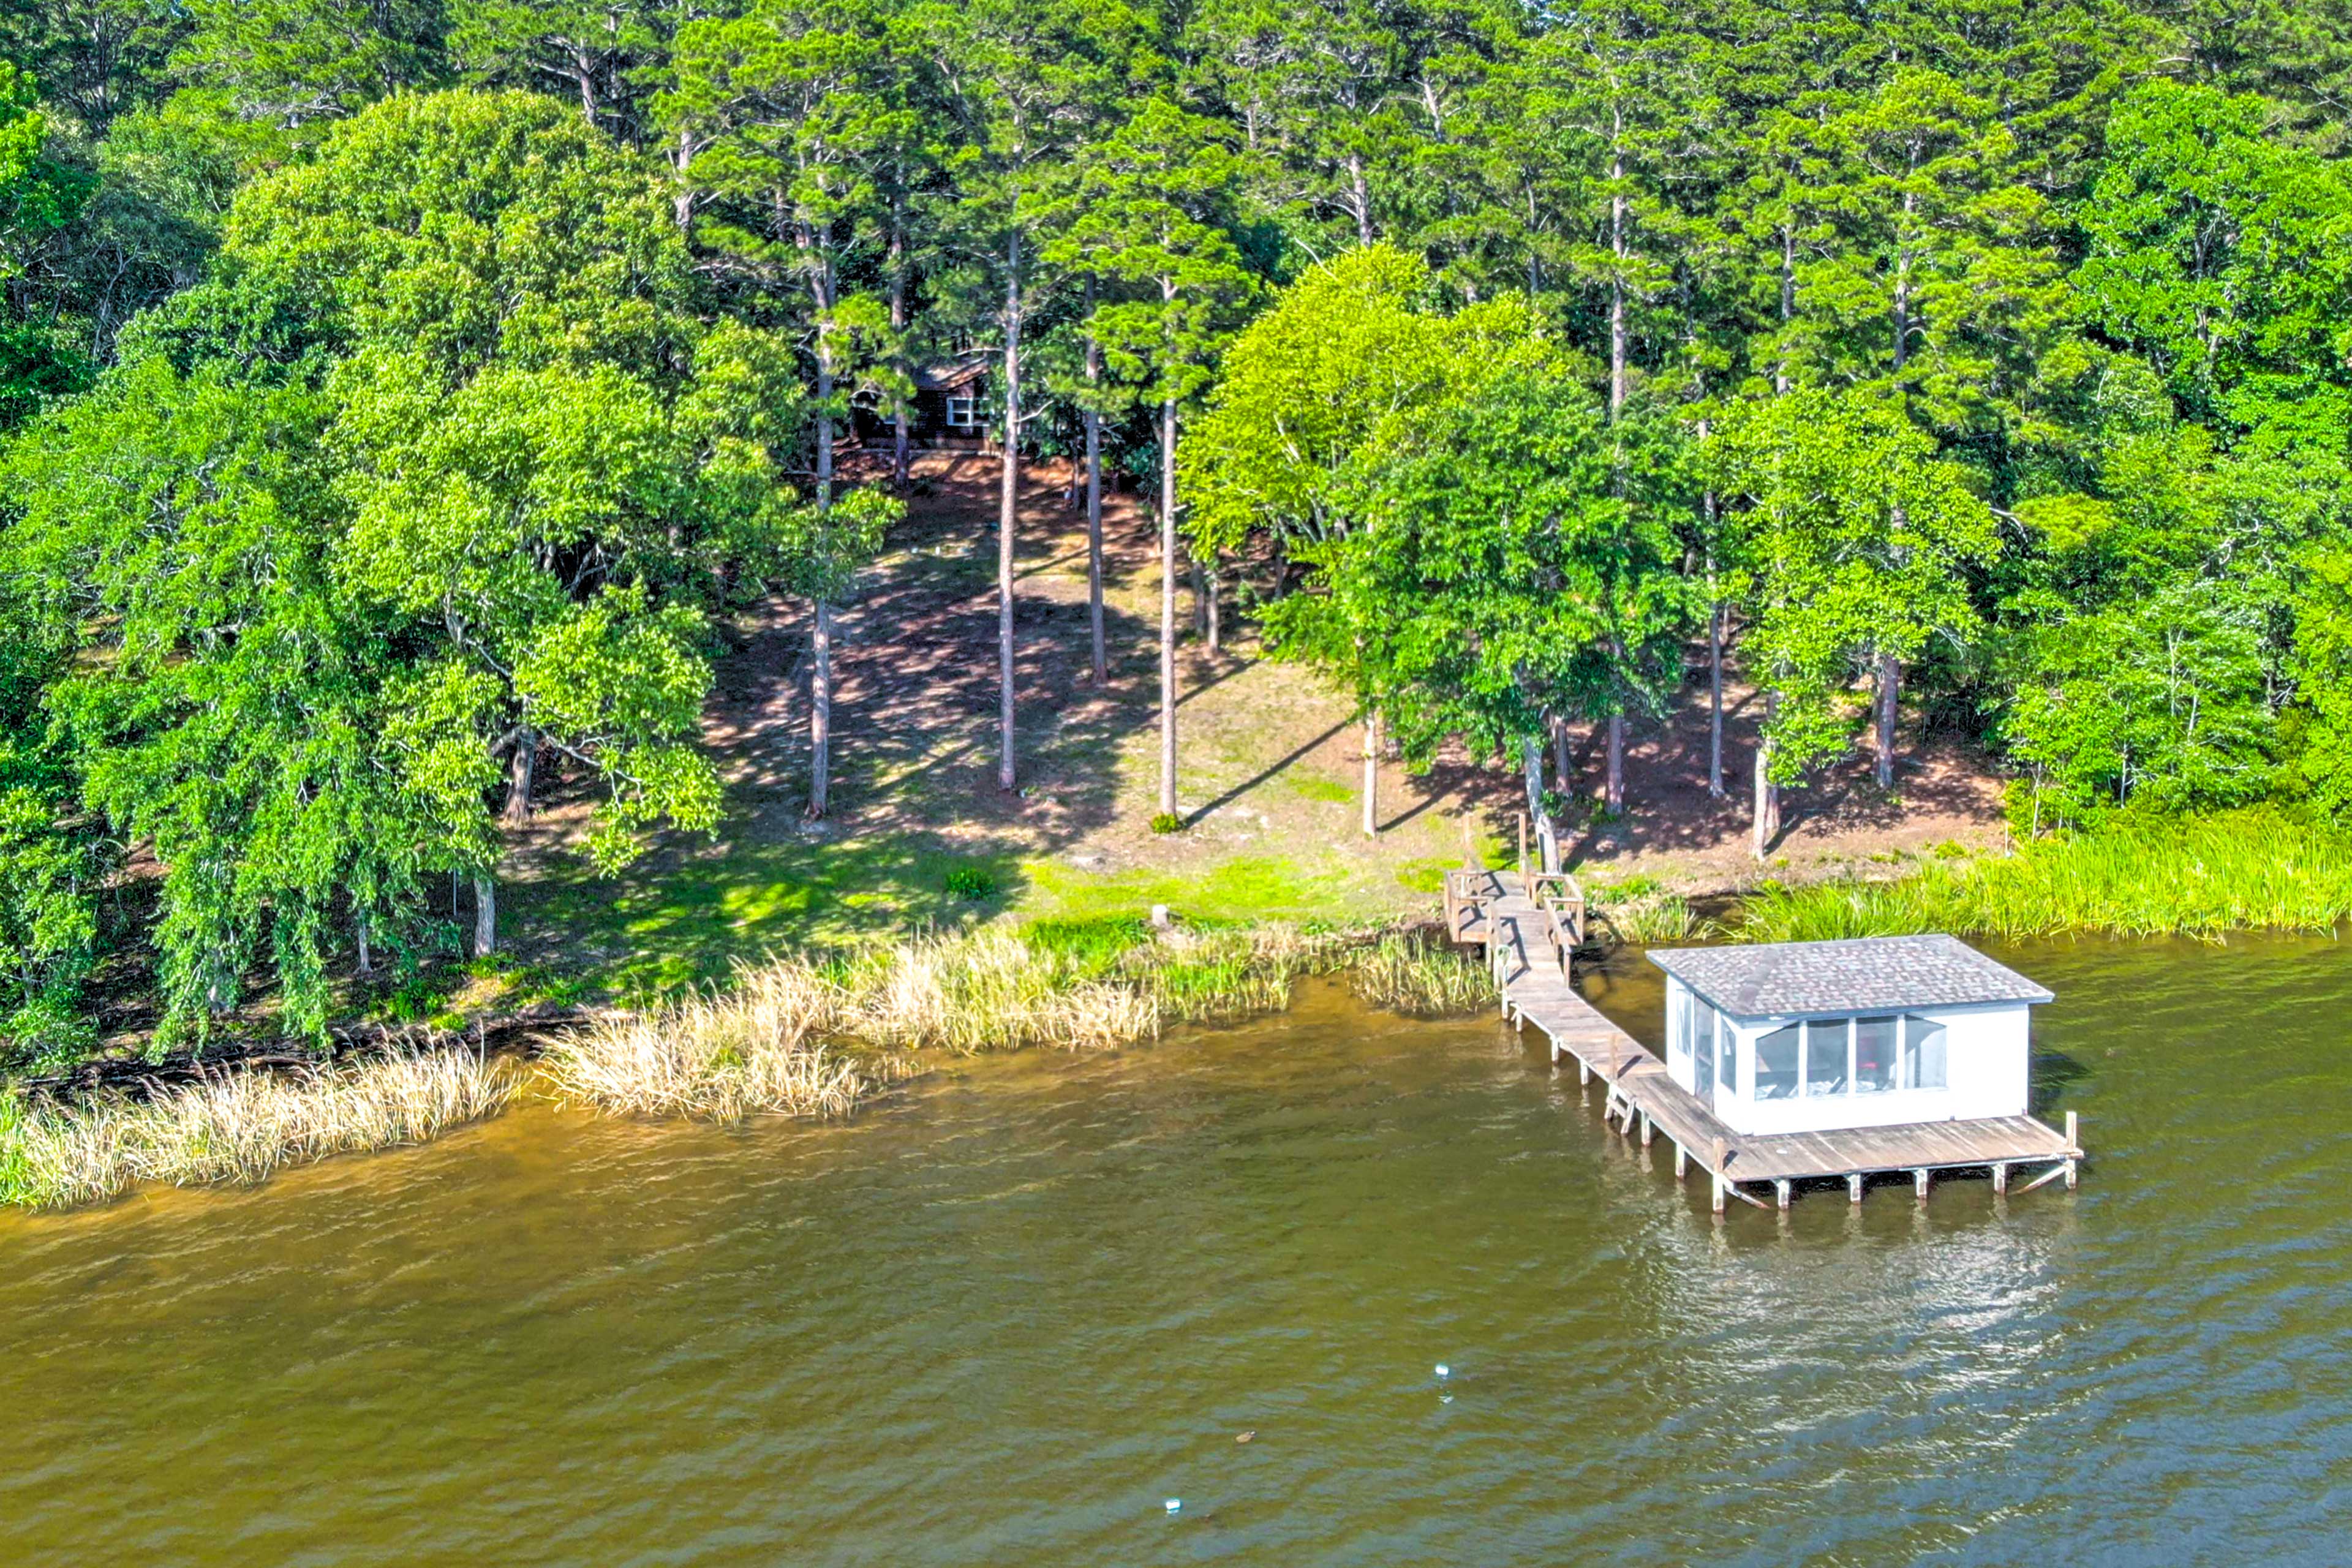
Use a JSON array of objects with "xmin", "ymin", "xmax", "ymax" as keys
[{"xmin": 1526, "ymin": 872, "xmax": 1586, "ymax": 973}]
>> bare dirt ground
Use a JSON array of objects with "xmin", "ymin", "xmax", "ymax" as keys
[{"xmin": 506, "ymin": 448, "xmax": 2009, "ymax": 984}]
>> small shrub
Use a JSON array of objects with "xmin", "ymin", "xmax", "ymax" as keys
[
  {"xmin": 2, "ymin": 999, "xmax": 96, "ymax": 1074},
  {"xmin": 1931, "ymin": 839, "xmax": 1970, "ymax": 860},
  {"xmin": 1022, "ymin": 916, "xmax": 1150, "ymax": 974},
  {"xmin": 1149, "ymin": 812, "xmax": 1184, "ymax": 834},
  {"xmin": 943, "ymin": 865, "xmax": 997, "ymax": 900}
]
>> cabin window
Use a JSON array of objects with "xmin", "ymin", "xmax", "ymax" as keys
[
  {"xmin": 1717, "ymin": 1017, "xmax": 1737, "ymax": 1096},
  {"xmin": 946, "ymin": 393, "xmax": 976, "ymax": 429},
  {"xmin": 1804, "ymin": 1018, "xmax": 1849, "ymax": 1095},
  {"xmin": 1755, "ymin": 1023, "xmax": 1800, "ymax": 1100},
  {"xmin": 1902, "ymin": 1016, "xmax": 1948, "ymax": 1091},
  {"xmin": 1853, "ymin": 1016, "xmax": 1898, "ymax": 1093},
  {"xmin": 1692, "ymin": 998, "xmax": 1717, "ymax": 1096}
]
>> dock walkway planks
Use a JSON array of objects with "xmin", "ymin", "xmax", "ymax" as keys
[{"xmin": 1455, "ymin": 869, "xmax": 2082, "ymax": 1208}]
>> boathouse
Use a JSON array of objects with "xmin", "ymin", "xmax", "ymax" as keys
[
  {"xmin": 1444, "ymin": 868, "xmax": 2083, "ymax": 1208},
  {"xmin": 1648, "ymin": 935, "xmax": 2052, "ymax": 1137}
]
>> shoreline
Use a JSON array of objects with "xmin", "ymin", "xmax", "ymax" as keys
[
  {"xmin": 12, "ymin": 807, "xmax": 2345, "ymax": 1213},
  {"xmin": 0, "ymin": 922, "xmax": 1488, "ymax": 1212}
]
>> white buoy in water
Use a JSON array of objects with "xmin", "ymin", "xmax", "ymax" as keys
[
  {"xmin": 1434, "ymin": 1363, "xmax": 1450, "ymax": 1379},
  {"xmin": 1165, "ymin": 1498, "xmax": 1182, "ymax": 1515}
]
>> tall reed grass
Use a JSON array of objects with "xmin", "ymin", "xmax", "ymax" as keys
[
  {"xmin": 1734, "ymin": 810, "xmax": 2352, "ymax": 943},
  {"xmin": 1349, "ymin": 934, "xmax": 1493, "ymax": 1014},
  {"xmin": 0, "ymin": 1047, "xmax": 517, "ymax": 1210},
  {"xmin": 540, "ymin": 921, "xmax": 1387, "ymax": 1121}
]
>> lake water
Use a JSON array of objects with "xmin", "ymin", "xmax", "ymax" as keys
[{"xmin": 4, "ymin": 937, "xmax": 2349, "ymax": 1566}]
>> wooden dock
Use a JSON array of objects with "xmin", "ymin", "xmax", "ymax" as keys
[{"xmin": 1446, "ymin": 869, "xmax": 2083, "ymax": 1210}]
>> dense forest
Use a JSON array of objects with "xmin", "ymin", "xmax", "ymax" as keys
[{"xmin": 2, "ymin": 0, "xmax": 2350, "ymax": 1062}]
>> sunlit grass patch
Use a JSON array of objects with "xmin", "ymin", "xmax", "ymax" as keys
[
  {"xmin": 1394, "ymin": 857, "xmax": 1454, "ymax": 894},
  {"xmin": 1733, "ymin": 810, "xmax": 2352, "ymax": 943}
]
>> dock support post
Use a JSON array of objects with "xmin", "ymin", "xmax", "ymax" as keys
[
  {"xmin": 1847, "ymin": 1173, "xmax": 1863, "ymax": 1204},
  {"xmin": 2065, "ymin": 1110, "xmax": 2081, "ymax": 1189},
  {"xmin": 1640, "ymin": 1112, "xmax": 1653, "ymax": 1148},
  {"xmin": 1674, "ymin": 1145, "xmax": 1687, "ymax": 1180},
  {"xmin": 1711, "ymin": 1174, "xmax": 1726, "ymax": 1214},
  {"xmin": 2064, "ymin": 1159, "xmax": 2078, "ymax": 1191},
  {"xmin": 1992, "ymin": 1162, "xmax": 2008, "ymax": 1195},
  {"xmin": 1578, "ymin": 1059, "xmax": 1589, "ymax": 1087},
  {"xmin": 1774, "ymin": 1180, "xmax": 1790, "ymax": 1210},
  {"xmin": 1913, "ymin": 1168, "xmax": 1930, "ymax": 1202}
]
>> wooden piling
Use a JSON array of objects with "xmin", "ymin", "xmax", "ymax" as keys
[
  {"xmin": 1913, "ymin": 1167, "xmax": 1930, "ymax": 1200},
  {"xmin": 1640, "ymin": 1112, "xmax": 1654, "ymax": 1148},
  {"xmin": 1847, "ymin": 1172, "xmax": 1863, "ymax": 1204},
  {"xmin": 1674, "ymin": 1145, "xmax": 1687, "ymax": 1180},
  {"xmin": 1711, "ymin": 1173, "xmax": 1726, "ymax": 1214},
  {"xmin": 1992, "ymin": 1162, "xmax": 2008, "ymax": 1194},
  {"xmin": 1774, "ymin": 1179, "xmax": 1791, "ymax": 1210}
]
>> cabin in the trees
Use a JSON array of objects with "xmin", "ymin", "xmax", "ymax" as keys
[
  {"xmin": 1648, "ymin": 935, "xmax": 2053, "ymax": 1137},
  {"xmin": 854, "ymin": 355, "xmax": 992, "ymax": 449}
]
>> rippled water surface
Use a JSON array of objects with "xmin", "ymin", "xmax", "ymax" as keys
[{"xmin": 5, "ymin": 937, "xmax": 2351, "ymax": 1566}]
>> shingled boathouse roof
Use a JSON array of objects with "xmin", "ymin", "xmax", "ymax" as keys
[{"xmin": 1648, "ymin": 935, "xmax": 2055, "ymax": 1019}]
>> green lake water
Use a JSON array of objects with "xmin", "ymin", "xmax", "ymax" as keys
[{"xmin": 3, "ymin": 936, "xmax": 2350, "ymax": 1565}]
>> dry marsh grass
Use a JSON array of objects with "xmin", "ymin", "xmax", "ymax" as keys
[
  {"xmin": 7, "ymin": 919, "xmax": 1515, "ymax": 1204},
  {"xmin": 0, "ymin": 1047, "xmax": 518, "ymax": 1211},
  {"xmin": 540, "ymin": 975, "xmax": 907, "ymax": 1123},
  {"xmin": 540, "ymin": 921, "xmax": 1373, "ymax": 1122}
]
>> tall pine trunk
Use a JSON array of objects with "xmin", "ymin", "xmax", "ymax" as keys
[
  {"xmin": 1875, "ymin": 649, "xmax": 1899, "ymax": 790},
  {"xmin": 809, "ymin": 257, "xmax": 837, "ymax": 819},
  {"xmin": 1605, "ymin": 130, "xmax": 1630, "ymax": 823},
  {"xmin": 1158, "ymin": 398, "xmax": 1178, "ymax": 819},
  {"xmin": 473, "ymin": 873, "xmax": 497, "ymax": 957},
  {"xmin": 1083, "ymin": 296, "xmax": 1106, "ymax": 683},
  {"xmin": 1521, "ymin": 737, "xmax": 1559, "ymax": 874},
  {"xmin": 809, "ymin": 601, "xmax": 833, "ymax": 816},
  {"xmin": 503, "ymin": 727, "xmax": 537, "ymax": 826},
  {"xmin": 1361, "ymin": 712, "xmax": 1379, "ymax": 837},
  {"xmin": 1752, "ymin": 692, "xmax": 1781, "ymax": 861},
  {"xmin": 1606, "ymin": 715, "xmax": 1625, "ymax": 815},
  {"xmin": 1708, "ymin": 598, "xmax": 1726, "ymax": 800},
  {"xmin": 889, "ymin": 210, "xmax": 910, "ymax": 490},
  {"xmin": 998, "ymin": 232, "xmax": 1021, "ymax": 793}
]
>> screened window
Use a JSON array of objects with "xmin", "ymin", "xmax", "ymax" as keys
[
  {"xmin": 1692, "ymin": 998, "xmax": 1717, "ymax": 1096},
  {"xmin": 1804, "ymin": 1018, "xmax": 1849, "ymax": 1096},
  {"xmin": 1717, "ymin": 1017, "xmax": 1737, "ymax": 1096},
  {"xmin": 1853, "ymin": 1016, "xmax": 1898, "ymax": 1094},
  {"xmin": 946, "ymin": 393, "xmax": 976, "ymax": 429},
  {"xmin": 1902, "ymin": 1016, "xmax": 1948, "ymax": 1091},
  {"xmin": 1755, "ymin": 1023, "xmax": 1800, "ymax": 1100}
]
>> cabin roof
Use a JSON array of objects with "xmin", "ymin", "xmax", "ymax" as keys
[
  {"xmin": 1647, "ymin": 935, "xmax": 2053, "ymax": 1017},
  {"xmin": 912, "ymin": 357, "xmax": 989, "ymax": 393}
]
